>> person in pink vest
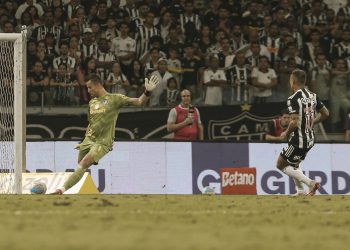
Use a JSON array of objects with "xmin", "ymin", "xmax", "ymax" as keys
[{"xmin": 167, "ymin": 89, "xmax": 204, "ymax": 140}]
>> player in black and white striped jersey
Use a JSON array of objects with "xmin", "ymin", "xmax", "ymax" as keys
[{"xmin": 276, "ymin": 69, "xmax": 329, "ymax": 196}]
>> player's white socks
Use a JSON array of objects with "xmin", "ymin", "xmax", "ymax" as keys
[
  {"xmin": 293, "ymin": 177, "xmax": 304, "ymax": 193},
  {"xmin": 293, "ymin": 168, "xmax": 305, "ymax": 193},
  {"xmin": 283, "ymin": 166, "xmax": 312, "ymax": 187}
]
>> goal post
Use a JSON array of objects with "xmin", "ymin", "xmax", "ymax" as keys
[{"xmin": 0, "ymin": 29, "xmax": 27, "ymax": 194}]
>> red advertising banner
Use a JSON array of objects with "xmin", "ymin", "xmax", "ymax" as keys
[{"xmin": 221, "ymin": 167, "xmax": 257, "ymax": 195}]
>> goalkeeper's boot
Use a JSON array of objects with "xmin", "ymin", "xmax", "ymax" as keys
[
  {"xmin": 49, "ymin": 188, "xmax": 64, "ymax": 195},
  {"xmin": 308, "ymin": 181, "xmax": 321, "ymax": 196}
]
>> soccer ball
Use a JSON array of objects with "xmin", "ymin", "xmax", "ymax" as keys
[
  {"xmin": 30, "ymin": 182, "xmax": 47, "ymax": 195},
  {"xmin": 201, "ymin": 186, "xmax": 216, "ymax": 195}
]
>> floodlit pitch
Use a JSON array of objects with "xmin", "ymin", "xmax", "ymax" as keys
[{"xmin": 0, "ymin": 195, "xmax": 349, "ymax": 250}]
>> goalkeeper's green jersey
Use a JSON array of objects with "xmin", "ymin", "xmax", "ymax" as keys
[{"xmin": 85, "ymin": 93, "xmax": 130, "ymax": 148}]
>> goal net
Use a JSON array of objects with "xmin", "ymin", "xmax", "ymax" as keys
[{"xmin": 0, "ymin": 30, "xmax": 27, "ymax": 194}]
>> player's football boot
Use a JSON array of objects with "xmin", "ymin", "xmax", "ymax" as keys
[
  {"xmin": 49, "ymin": 189, "xmax": 64, "ymax": 195},
  {"xmin": 308, "ymin": 181, "xmax": 321, "ymax": 196}
]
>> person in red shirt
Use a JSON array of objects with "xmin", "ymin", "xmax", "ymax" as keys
[
  {"xmin": 167, "ymin": 89, "xmax": 204, "ymax": 140},
  {"xmin": 265, "ymin": 109, "xmax": 290, "ymax": 141}
]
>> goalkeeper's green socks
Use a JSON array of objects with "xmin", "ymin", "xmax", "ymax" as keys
[{"xmin": 63, "ymin": 165, "xmax": 86, "ymax": 191}]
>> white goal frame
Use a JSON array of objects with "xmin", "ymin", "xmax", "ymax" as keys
[{"xmin": 0, "ymin": 29, "xmax": 27, "ymax": 194}]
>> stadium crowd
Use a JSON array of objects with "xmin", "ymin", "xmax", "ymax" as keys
[{"xmin": 1, "ymin": 0, "xmax": 350, "ymax": 127}]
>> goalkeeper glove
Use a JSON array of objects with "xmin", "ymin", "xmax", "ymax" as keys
[{"xmin": 144, "ymin": 75, "xmax": 160, "ymax": 96}]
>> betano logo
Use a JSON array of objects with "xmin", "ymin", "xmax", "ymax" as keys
[
  {"xmin": 222, "ymin": 171, "xmax": 255, "ymax": 186},
  {"xmin": 221, "ymin": 168, "xmax": 257, "ymax": 195}
]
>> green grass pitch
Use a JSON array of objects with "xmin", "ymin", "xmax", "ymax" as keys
[{"xmin": 0, "ymin": 195, "xmax": 349, "ymax": 250}]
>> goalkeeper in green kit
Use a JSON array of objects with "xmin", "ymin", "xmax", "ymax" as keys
[{"xmin": 51, "ymin": 74, "xmax": 160, "ymax": 194}]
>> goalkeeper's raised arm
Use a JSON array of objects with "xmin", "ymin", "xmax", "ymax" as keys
[
  {"xmin": 127, "ymin": 75, "xmax": 160, "ymax": 106},
  {"xmin": 50, "ymin": 74, "xmax": 159, "ymax": 195}
]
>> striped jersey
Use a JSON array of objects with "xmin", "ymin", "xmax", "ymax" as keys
[
  {"xmin": 135, "ymin": 25, "xmax": 160, "ymax": 58},
  {"xmin": 287, "ymin": 88, "xmax": 325, "ymax": 149}
]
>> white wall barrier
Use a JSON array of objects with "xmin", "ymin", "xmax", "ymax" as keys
[
  {"xmin": 26, "ymin": 141, "xmax": 193, "ymax": 194},
  {"xmin": 23, "ymin": 141, "xmax": 350, "ymax": 195},
  {"xmin": 249, "ymin": 143, "xmax": 350, "ymax": 195}
]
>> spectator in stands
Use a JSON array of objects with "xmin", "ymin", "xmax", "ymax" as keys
[
  {"xmin": 330, "ymin": 58, "xmax": 350, "ymax": 129},
  {"xmin": 260, "ymin": 22, "xmax": 281, "ymax": 69},
  {"xmin": 104, "ymin": 16, "xmax": 118, "ymax": 41},
  {"xmin": 129, "ymin": 1, "xmax": 148, "ymax": 34},
  {"xmin": 207, "ymin": 28, "xmax": 227, "ymax": 57},
  {"xmin": 105, "ymin": 62, "xmax": 130, "ymax": 95},
  {"xmin": 66, "ymin": 0, "xmax": 83, "ymax": 20},
  {"xmin": 217, "ymin": 37, "xmax": 233, "ymax": 68},
  {"xmin": 111, "ymin": 22, "xmax": 136, "ymax": 76},
  {"xmin": 242, "ymin": 1, "xmax": 264, "ymax": 36},
  {"xmin": 49, "ymin": 63, "xmax": 79, "ymax": 106},
  {"xmin": 158, "ymin": 10, "xmax": 174, "ymax": 42},
  {"xmin": 226, "ymin": 51, "xmax": 252, "ymax": 105},
  {"xmin": 166, "ymin": 47, "xmax": 182, "ymax": 88},
  {"xmin": 27, "ymin": 39, "xmax": 37, "ymax": 66},
  {"xmin": 123, "ymin": 0, "xmax": 139, "ymax": 20},
  {"xmin": 2, "ymin": 20, "xmax": 14, "ymax": 33},
  {"xmin": 93, "ymin": 0, "xmax": 109, "ymax": 31},
  {"xmin": 77, "ymin": 57, "xmax": 98, "ymax": 104},
  {"xmin": 128, "ymin": 59, "xmax": 145, "ymax": 97},
  {"xmin": 310, "ymin": 53, "xmax": 331, "ymax": 102},
  {"xmin": 216, "ymin": 4, "xmax": 233, "ymax": 36},
  {"xmin": 231, "ymin": 24, "xmax": 248, "ymax": 54},
  {"xmin": 3, "ymin": 0, "xmax": 17, "ymax": 19},
  {"xmin": 16, "ymin": 10, "xmax": 38, "ymax": 40},
  {"xmin": 27, "ymin": 60, "xmax": 50, "ymax": 106},
  {"xmin": 302, "ymin": 29, "xmax": 325, "ymax": 68},
  {"xmin": 31, "ymin": 10, "xmax": 62, "ymax": 51},
  {"xmin": 94, "ymin": 38, "xmax": 116, "ymax": 83},
  {"xmin": 80, "ymin": 28, "xmax": 98, "ymax": 60},
  {"xmin": 203, "ymin": 55, "xmax": 227, "ymax": 105},
  {"xmin": 202, "ymin": 0, "xmax": 222, "ymax": 30},
  {"xmin": 108, "ymin": 0, "xmax": 129, "ymax": 24},
  {"xmin": 302, "ymin": 0, "xmax": 327, "ymax": 36},
  {"xmin": 144, "ymin": 47, "xmax": 162, "ymax": 77},
  {"xmin": 196, "ymin": 24, "xmax": 213, "ymax": 58},
  {"xmin": 164, "ymin": 25, "xmax": 184, "ymax": 56},
  {"xmin": 35, "ymin": 40, "xmax": 52, "ymax": 77},
  {"xmin": 68, "ymin": 36, "xmax": 82, "ymax": 65},
  {"xmin": 53, "ymin": 6, "xmax": 67, "ymax": 30},
  {"xmin": 159, "ymin": 77, "xmax": 180, "ymax": 107},
  {"xmin": 149, "ymin": 58, "xmax": 173, "ymax": 106},
  {"xmin": 332, "ymin": 29, "xmax": 350, "ymax": 59},
  {"xmin": 181, "ymin": 42, "xmax": 203, "ymax": 89},
  {"xmin": 90, "ymin": 20, "xmax": 103, "ymax": 44},
  {"xmin": 67, "ymin": 23, "xmax": 81, "ymax": 39},
  {"xmin": 44, "ymin": 33, "xmax": 57, "ymax": 59},
  {"xmin": 264, "ymin": 109, "xmax": 290, "ymax": 141},
  {"xmin": 69, "ymin": 7, "xmax": 89, "ymax": 34},
  {"xmin": 135, "ymin": 10, "xmax": 160, "ymax": 58},
  {"xmin": 15, "ymin": 0, "xmax": 44, "ymax": 22},
  {"xmin": 243, "ymin": 41, "xmax": 271, "ymax": 69},
  {"xmin": 179, "ymin": 0, "xmax": 201, "ymax": 35},
  {"xmin": 26, "ymin": 5, "xmax": 41, "ymax": 25},
  {"xmin": 251, "ymin": 56, "xmax": 277, "ymax": 104},
  {"xmin": 52, "ymin": 41, "xmax": 77, "ymax": 77},
  {"xmin": 167, "ymin": 89, "xmax": 204, "ymax": 140}
]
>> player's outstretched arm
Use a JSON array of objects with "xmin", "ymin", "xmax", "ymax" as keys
[{"xmin": 127, "ymin": 75, "xmax": 160, "ymax": 106}]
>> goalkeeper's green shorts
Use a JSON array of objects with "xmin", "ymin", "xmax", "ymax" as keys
[{"xmin": 76, "ymin": 140, "xmax": 110, "ymax": 164}]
